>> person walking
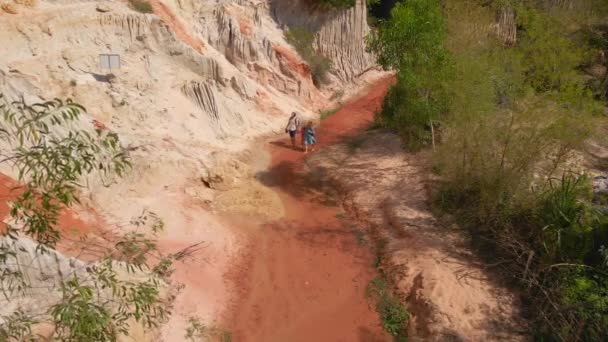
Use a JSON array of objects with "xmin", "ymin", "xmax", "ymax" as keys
[
  {"xmin": 284, "ymin": 112, "xmax": 301, "ymax": 150},
  {"xmin": 303, "ymin": 120, "xmax": 316, "ymax": 153}
]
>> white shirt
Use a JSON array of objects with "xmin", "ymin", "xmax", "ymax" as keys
[{"xmin": 285, "ymin": 114, "xmax": 301, "ymax": 131}]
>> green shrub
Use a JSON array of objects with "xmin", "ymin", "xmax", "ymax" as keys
[
  {"xmin": 557, "ymin": 269, "xmax": 608, "ymax": 340},
  {"xmin": 285, "ymin": 27, "xmax": 333, "ymax": 87},
  {"xmin": 313, "ymin": 0, "xmax": 355, "ymax": 10},
  {"xmin": 129, "ymin": 0, "xmax": 153, "ymax": 13},
  {"xmin": 285, "ymin": 27, "xmax": 315, "ymax": 55},
  {"xmin": 366, "ymin": 277, "xmax": 409, "ymax": 338},
  {"xmin": 367, "ymin": 0, "xmax": 452, "ymax": 150},
  {"xmin": 370, "ymin": 0, "xmax": 608, "ymax": 338},
  {"xmin": 320, "ymin": 108, "xmax": 339, "ymax": 120},
  {"xmin": 310, "ymin": 55, "xmax": 332, "ymax": 85},
  {"xmin": 583, "ymin": 23, "xmax": 608, "ymax": 100},
  {"xmin": 537, "ymin": 175, "xmax": 597, "ymax": 262},
  {"xmin": 428, "ymin": 1, "xmax": 608, "ymax": 340},
  {"xmin": 516, "ymin": 7, "xmax": 589, "ymax": 95}
]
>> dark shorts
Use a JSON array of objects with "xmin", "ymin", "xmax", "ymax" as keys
[{"xmin": 288, "ymin": 130, "xmax": 297, "ymax": 138}]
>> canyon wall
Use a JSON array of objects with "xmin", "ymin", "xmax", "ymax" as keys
[
  {"xmin": 272, "ymin": 0, "xmax": 376, "ymax": 82},
  {"xmin": 0, "ymin": 0, "xmax": 381, "ymax": 339}
]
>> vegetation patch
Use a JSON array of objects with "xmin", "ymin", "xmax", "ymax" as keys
[
  {"xmin": 285, "ymin": 27, "xmax": 333, "ymax": 87},
  {"xmin": 0, "ymin": 94, "xmax": 177, "ymax": 340},
  {"xmin": 129, "ymin": 0, "xmax": 153, "ymax": 14},
  {"xmin": 185, "ymin": 317, "xmax": 232, "ymax": 342},
  {"xmin": 367, "ymin": 0, "xmax": 451, "ymax": 150},
  {"xmin": 367, "ymin": 277, "xmax": 409, "ymax": 339},
  {"xmin": 351, "ymin": 226, "xmax": 366, "ymax": 245},
  {"xmin": 370, "ymin": 0, "xmax": 608, "ymax": 339},
  {"xmin": 320, "ymin": 108, "xmax": 339, "ymax": 120},
  {"xmin": 346, "ymin": 136, "xmax": 366, "ymax": 152},
  {"xmin": 311, "ymin": 0, "xmax": 355, "ymax": 10}
]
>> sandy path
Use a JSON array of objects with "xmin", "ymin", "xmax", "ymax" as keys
[
  {"xmin": 225, "ymin": 76, "xmax": 395, "ymax": 341},
  {"xmin": 307, "ymin": 129, "xmax": 529, "ymax": 340}
]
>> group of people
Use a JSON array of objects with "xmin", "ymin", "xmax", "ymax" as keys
[{"xmin": 285, "ymin": 112, "xmax": 316, "ymax": 153}]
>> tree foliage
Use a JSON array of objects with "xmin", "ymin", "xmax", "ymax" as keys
[
  {"xmin": 431, "ymin": 1, "xmax": 608, "ymax": 340},
  {"xmin": 0, "ymin": 95, "xmax": 130, "ymax": 248},
  {"xmin": 371, "ymin": 0, "xmax": 608, "ymax": 339},
  {"xmin": 0, "ymin": 95, "xmax": 175, "ymax": 341},
  {"xmin": 367, "ymin": 0, "xmax": 452, "ymax": 149}
]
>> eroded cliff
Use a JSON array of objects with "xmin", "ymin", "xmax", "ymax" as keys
[{"xmin": 0, "ymin": 0, "xmax": 382, "ymax": 339}]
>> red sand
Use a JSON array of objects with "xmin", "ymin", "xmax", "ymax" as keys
[
  {"xmin": 150, "ymin": 0, "xmax": 205, "ymax": 54},
  {"xmin": 226, "ymin": 76, "xmax": 396, "ymax": 341},
  {"xmin": 272, "ymin": 44, "xmax": 312, "ymax": 79},
  {"xmin": 0, "ymin": 174, "xmax": 94, "ymax": 238}
]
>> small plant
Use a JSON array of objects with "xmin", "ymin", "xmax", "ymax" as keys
[
  {"xmin": 329, "ymin": 89, "xmax": 345, "ymax": 101},
  {"xmin": 309, "ymin": 55, "xmax": 332, "ymax": 86},
  {"xmin": 285, "ymin": 27, "xmax": 333, "ymax": 87},
  {"xmin": 351, "ymin": 226, "xmax": 366, "ymax": 245},
  {"xmin": 313, "ymin": 0, "xmax": 355, "ymax": 10},
  {"xmin": 129, "ymin": 0, "xmax": 153, "ymax": 14},
  {"xmin": 185, "ymin": 316, "xmax": 232, "ymax": 342},
  {"xmin": 366, "ymin": 277, "xmax": 409, "ymax": 338},
  {"xmin": 320, "ymin": 108, "xmax": 338, "ymax": 120},
  {"xmin": 346, "ymin": 136, "xmax": 365, "ymax": 152}
]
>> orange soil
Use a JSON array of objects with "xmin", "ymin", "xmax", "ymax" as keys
[
  {"xmin": 226, "ymin": 76, "xmax": 396, "ymax": 341},
  {"xmin": 237, "ymin": 14, "xmax": 253, "ymax": 37},
  {"xmin": 0, "ymin": 173, "xmax": 97, "ymax": 243},
  {"xmin": 273, "ymin": 44, "xmax": 312, "ymax": 79},
  {"xmin": 149, "ymin": 0, "xmax": 205, "ymax": 54}
]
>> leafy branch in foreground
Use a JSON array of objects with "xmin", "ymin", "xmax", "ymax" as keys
[
  {"xmin": 0, "ymin": 94, "xmax": 130, "ymax": 248},
  {"xmin": 0, "ymin": 94, "xmax": 180, "ymax": 340}
]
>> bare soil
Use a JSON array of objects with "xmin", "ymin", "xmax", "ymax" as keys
[
  {"xmin": 224, "ymin": 76, "xmax": 395, "ymax": 341},
  {"xmin": 225, "ymin": 74, "xmax": 528, "ymax": 341}
]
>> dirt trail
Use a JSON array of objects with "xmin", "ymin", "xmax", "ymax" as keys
[{"xmin": 226, "ymin": 76, "xmax": 395, "ymax": 341}]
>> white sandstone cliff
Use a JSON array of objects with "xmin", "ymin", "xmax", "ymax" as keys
[{"xmin": 0, "ymin": 0, "xmax": 381, "ymax": 339}]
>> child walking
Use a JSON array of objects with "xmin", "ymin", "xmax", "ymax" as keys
[{"xmin": 304, "ymin": 121, "xmax": 316, "ymax": 153}]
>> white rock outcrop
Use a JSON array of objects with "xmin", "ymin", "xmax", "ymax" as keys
[
  {"xmin": 0, "ymin": 0, "xmax": 382, "ymax": 338},
  {"xmin": 272, "ymin": 0, "xmax": 376, "ymax": 82}
]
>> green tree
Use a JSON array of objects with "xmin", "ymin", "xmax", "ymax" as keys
[
  {"xmin": 0, "ymin": 94, "xmax": 177, "ymax": 341},
  {"xmin": 368, "ymin": 0, "xmax": 452, "ymax": 149},
  {"xmin": 431, "ymin": 1, "xmax": 608, "ymax": 340}
]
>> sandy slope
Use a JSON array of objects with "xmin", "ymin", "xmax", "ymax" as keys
[{"xmin": 308, "ymin": 130, "xmax": 530, "ymax": 340}]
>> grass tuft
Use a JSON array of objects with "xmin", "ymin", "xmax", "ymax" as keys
[
  {"xmin": 367, "ymin": 277, "xmax": 409, "ymax": 338},
  {"xmin": 128, "ymin": 0, "xmax": 153, "ymax": 13},
  {"xmin": 285, "ymin": 27, "xmax": 333, "ymax": 87},
  {"xmin": 320, "ymin": 108, "xmax": 339, "ymax": 120}
]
